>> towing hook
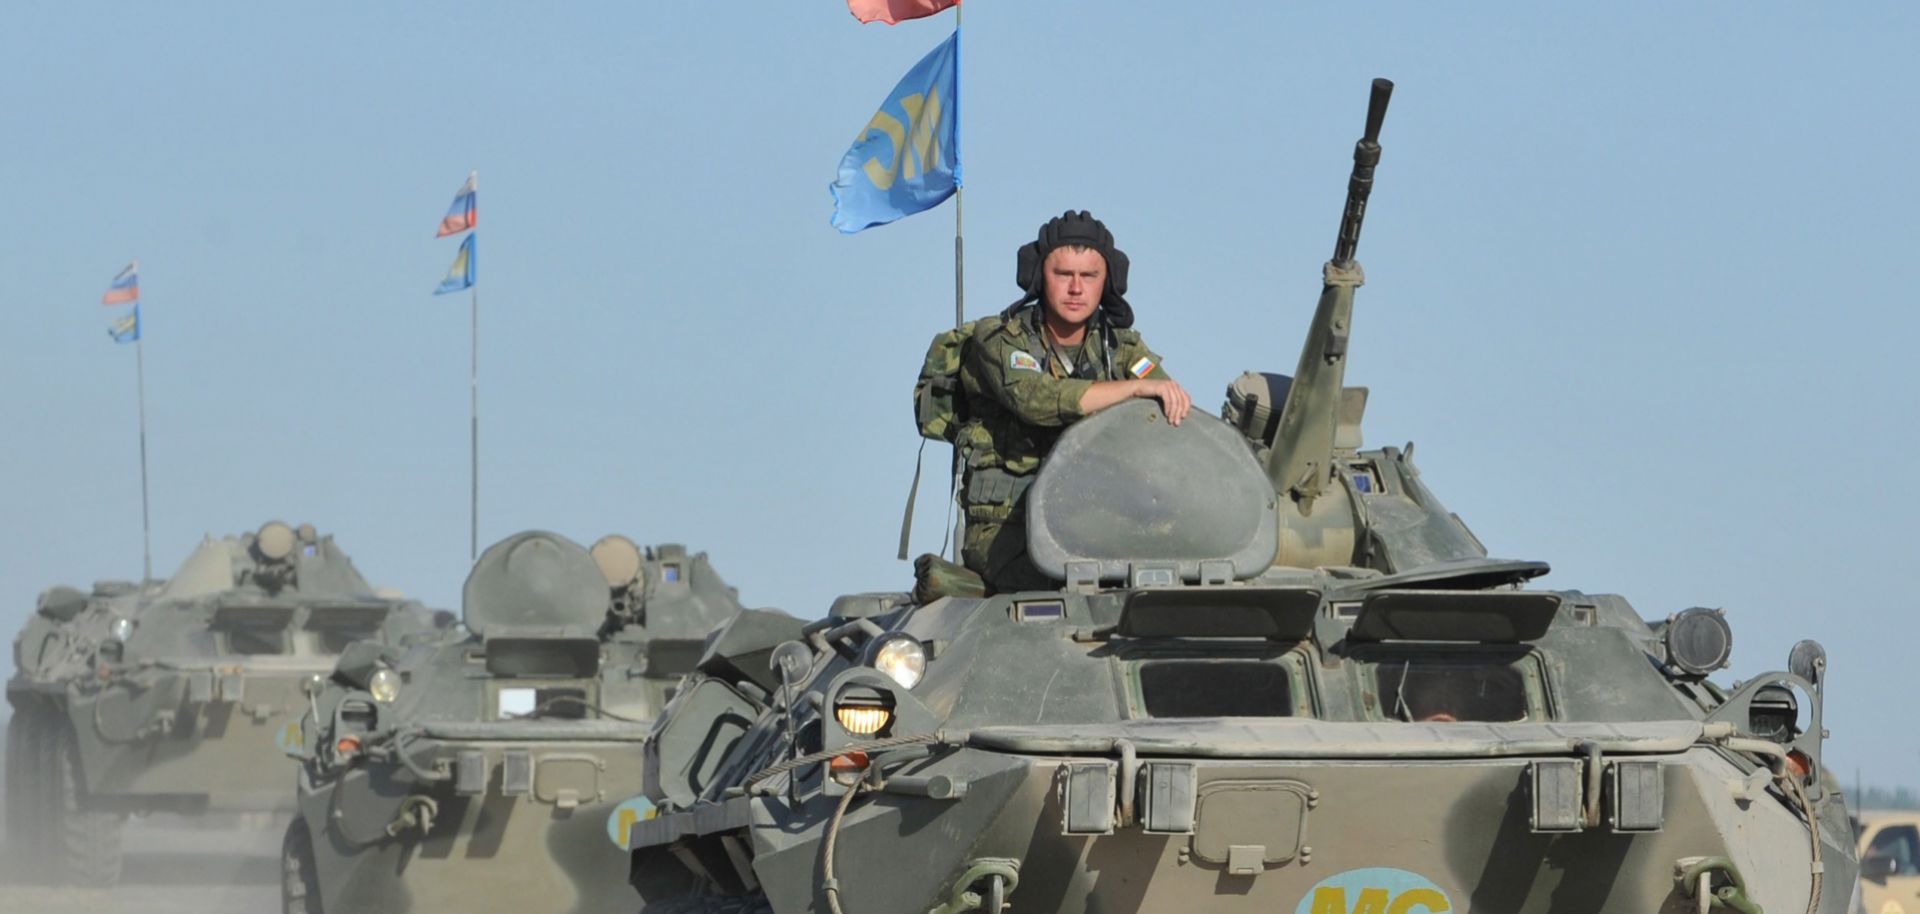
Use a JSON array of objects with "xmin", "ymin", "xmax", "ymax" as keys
[
  {"xmin": 1675, "ymin": 856, "xmax": 1762, "ymax": 914},
  {"xmin": 928, "ymin": 858, "xmax": 1020, "ymax": 914},
  {"xmin": 384, "ymin": 795, "xmax": 439, "ymax": 838}
]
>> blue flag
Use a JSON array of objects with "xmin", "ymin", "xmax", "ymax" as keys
[
  {"xmin": 435, "ymin": 233, "xmax": 476, "ymax": 295},
  {"xmin": 109, "ymin": 306, "xmax": 140, "ymax": 343},
  {"xmin": 830, "ymin": 31, "xmax": 961, "ymax": 234}
]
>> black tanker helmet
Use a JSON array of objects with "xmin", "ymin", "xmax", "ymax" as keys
[{"xmin": 1005, "ymin": 210, "xmax": 1134, "ymax": 329}]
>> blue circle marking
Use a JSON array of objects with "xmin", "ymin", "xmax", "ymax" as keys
[
  {"xmin": 1294, "ymin": 866, "xmax": 1454, "ymax": 914},
  {"xmin": 606, "ymin": 795, "xmax": 657, "ymax": 850}
]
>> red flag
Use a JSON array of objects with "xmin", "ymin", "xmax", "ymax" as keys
[{"xmin": 848, "ymin": 0, "xmax": 958, "ymax": 25}]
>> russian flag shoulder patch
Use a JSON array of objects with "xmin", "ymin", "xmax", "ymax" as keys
[{"xmin": 1129, "ymin": 356, "xmax": 1156, "ymax": 378}]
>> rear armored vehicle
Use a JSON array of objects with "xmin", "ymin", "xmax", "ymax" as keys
[
  {"xmin": 283, "ymin": 532, "xmax": 749, "ymax": 914},
  {"xmin": 5, "ymin": 521, "xmax": 450, "ymax": 884},
  {"xmin": 626, "ymin": 81, "xmax": 1860, "ymax": 914}
]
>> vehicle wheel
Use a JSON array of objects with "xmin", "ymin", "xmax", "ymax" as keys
[
  {"xmin": 51, "ymin": 723, "xmax": 123, "ymax": 885},
  {"xmin": 282, "ymin": 819, "xmax": 324, "ymax": 914},
  {"xmin": 641, "ymin": 892, "xmax": 773, "ymax": 914},
  {"xmin": 727, "ymin": 896, "xmax": 773, "ymax": 914},
  {"xmin": 4, "ymin": 708, "xmax": 50, "ymax": 876}
]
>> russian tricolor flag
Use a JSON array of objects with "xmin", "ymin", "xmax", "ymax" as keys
[
  {"xmin": 437, "ymin": 171, "xmax": 477, "ymax": 237},
  {"xmin": 848, "ymin": 0, "xmax": 959, "ymax": 25},
  {"xmin": 102, "ymin": 261, "xmax": 139, "ymax": 305}
]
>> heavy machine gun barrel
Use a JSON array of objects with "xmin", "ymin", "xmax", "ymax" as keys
[
  {"xmin": 1266, "ymin": 78, "xmax": 1394, "ymax": 513},
  {"xmin": 1333, "ymin": 78, "xmax": 1393, "ymax": 268}
]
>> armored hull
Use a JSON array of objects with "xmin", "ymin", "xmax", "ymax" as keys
[
  {"xmin": 22, "ymin": 654, "xmax": 334, "ymax": 812},
  {"xmin": 294, "ymin": 719, "xmax": 651, "ymax": 914},
  {"xmin": 4, "ymin": 522, "xmax": 448, "ymax": 884},
  {"xmin": 736, "ymin": 728, "xmax": 1840, "ymax": 914},
  {"xmin": 635, "ymin": 578, "xmax": 1852, "ymax": 914},
  {"xmin": 285, "ymin": 534, "xmax": 748, "ymax": 914},
  {"xmin": 630, "ymin": 79, "xmax": 1857, "ymax": 914}
]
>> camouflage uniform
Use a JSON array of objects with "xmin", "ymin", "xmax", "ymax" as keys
[{"xmin": 957, "ymin": 306, "xmax": 1168, "ymax": 592}]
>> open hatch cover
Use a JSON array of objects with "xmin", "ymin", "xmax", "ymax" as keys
[
  {"xmin": 1348, "ymin": 590, "xmax": 1561, "ymax": 643},
  {"xmin": 1027, "ymin": 402, "xmax": 1278, "ymax": 585},
  {"xmin": 1118, "ymin": 587, "xmax": 1320, "ymax": 639}
]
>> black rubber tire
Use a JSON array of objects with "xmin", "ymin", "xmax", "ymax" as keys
[
  {"xmin": 4, "ymin": 712, "xmax": 29, "ymax": 843},
  {"xmin": 282, "ymin": 818, "xmax": 324, "ymax": 914},
  {"xmin": 641, "ymin": 892, "xmax": 773, "ymax": 914},
  {"xmin": 51, "ymin": 723, "xmax": 123, "ymax": 886},
  {"xmin": 3, "ymin": 708, "xmax": 49, "ymax": 877}
]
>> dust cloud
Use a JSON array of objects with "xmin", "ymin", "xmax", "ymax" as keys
[{"xmin": 0, "ymin": 817, "xmax": 281, "ymax": 913}]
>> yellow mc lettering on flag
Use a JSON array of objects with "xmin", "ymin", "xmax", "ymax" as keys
[
  {"xmin": 1310, "ymin": 886, "xmax": 1451, "ymax": 914},
  {"xmin": 859, "ymin": 88, "xmax": 944, "ymax": 191}
]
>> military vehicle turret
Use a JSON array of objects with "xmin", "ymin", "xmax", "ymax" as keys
[
  {"xmin": 624, "ymin": 80, "xmax": 1860, "ymax": 914},
  {"xmin": 4, "ymin": 520, "xmax": 450, "ymax": 885},
  {"xmin": 282, "ymin": 532, "xmax": 749, "ymax": 914}
]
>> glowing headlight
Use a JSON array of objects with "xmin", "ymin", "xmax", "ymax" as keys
[
  {"xmin": 871, "ymin": 636, "xmax": 927, "ymax": 690},
  {"xmin": 835, "ymin": 705, "xmax": 892, "ymax": 736},
  {"xmin": 109, "ymin": 617, "xmax": 135, "ymax": 643},
  {"xmin": 368, "ymin": 668, "xmax": 402, "ymax": 704}
]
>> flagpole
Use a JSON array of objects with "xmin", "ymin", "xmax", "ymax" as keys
[
  {"xmin": 470, "ymin": 284, "xmax": 479, "ymax": 562},
  {"xmin": 953, "ymin": 3, "xmax": 965, "ymax": 330},
  {"xmin": 134, "ymin": 331, "xmax": 153, "ymax": 583},
  {"xmin": 948, "ymin": 5, "xmax": 966, "ymax": 559}
]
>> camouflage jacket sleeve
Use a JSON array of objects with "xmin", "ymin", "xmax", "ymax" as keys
[
  {"xmin": 1109, "ymin": 329, "xmax": 1170, "ymax": 381},
  {"xmin": 966, "ymin": 323, "xmax": 1094, "ymax": 427}
]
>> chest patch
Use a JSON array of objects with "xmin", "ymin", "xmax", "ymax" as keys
[
  {"xmin": 1009, "ymin": 350, "xmax": 1041, "ymax": 373},
  {"xmin": 1129, "ymin": 356, "xmax": 1157, "ymax": 378}
]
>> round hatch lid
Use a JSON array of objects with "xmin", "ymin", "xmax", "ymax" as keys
[
  {"xmin": 1026, "ymin": 401, "xmax": 1277, "ymax": 584},
  {"xmin": 463, "ymin": 531, "xmax": 609, "ymax": 639}
]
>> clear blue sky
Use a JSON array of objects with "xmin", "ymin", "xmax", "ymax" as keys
[{"xmin": 3, "ymin": 3, "xmax": 1915, "ymax": 787}]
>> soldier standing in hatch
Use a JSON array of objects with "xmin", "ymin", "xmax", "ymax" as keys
[{"xmin": 956, "ymin": 211, "xmax": 1193, "ymax": 592}]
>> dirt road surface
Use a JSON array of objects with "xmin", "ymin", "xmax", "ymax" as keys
[{"xmin": 0, "ymin": 813, "xmax": 282, "ymax": 914}]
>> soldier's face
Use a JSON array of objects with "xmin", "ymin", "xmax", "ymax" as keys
[{"xmin": 1041, "ymin": 247, "xmax": 1106, "ymax": 329}]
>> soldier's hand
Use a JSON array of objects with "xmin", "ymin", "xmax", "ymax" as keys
[{"xmin": 1137, "ymin": 379, "xmax": 1192, "ymax": 426}]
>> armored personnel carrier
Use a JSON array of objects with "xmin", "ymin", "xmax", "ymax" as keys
[
  {"xmin": 4, "ymin": 520, "xmax": 450, "ymax": 885},
  {"xmin": 282, "ymin": 532, "xmax": 748, "ymax": 914},
  {"xmin": 625, "ymin": 81, "xmax": 1860, "ymax": 914}
]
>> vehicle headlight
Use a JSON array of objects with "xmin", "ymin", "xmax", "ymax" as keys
[
  {"xmin": 833, "ymin": 686, "xmax": 895, "ymax": 737},
  {"xmin": 1665, "ymin": 607, "xmax": 1732, "ymax": 678},
  {"xmin": 368, "ymin": 668, "xmax": 402, "ymax": 704},
  {"xmin": 870, "ymin": 635, "xmax": 927, "ymax": 690},
  {"xmin": 835, "ymin": 704, "xmax": 892, "ymax": 737},
  {"xmin": 109, "ymin": 617, "xmax": 135, "ymax": 643}
]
